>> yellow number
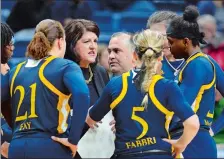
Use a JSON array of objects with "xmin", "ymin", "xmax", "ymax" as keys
[
  {"xmin": 131, "ymin": 106, "xmax": 148, "ymax": 139},
  {"xmin": 14, "ymin": 86, "xmax": 27, "ymax": 121},
  {"xmin": 29, "ymin": 83, "xmax": 38, "ymax": 118},
  {"xmin": 14, "ymin": 83, "xmax": 38, "ymax": 122}
]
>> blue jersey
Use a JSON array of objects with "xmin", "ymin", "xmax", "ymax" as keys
[
  {"xmin": 212, "ymin": 107, "xmax": 224, "ymax": 134},
  {"xmin": 1, "ymin": 117, "xmax": 12, "ymax": 144},
  {"xmin": 208, "ymin": 56, "xmax": 224, "ymax": 135},
  {"xmin": 170, "ymin": 52, "xmax": 216, "ymax": 133},
  {"xmin": 89, "ymin": 70, "xmax": 194, "ymax": 155},
  {"xmin": 161, "ymin": 57, "xmax": 184, "ymax": 80},
  {"xmin": 1, "ymin": 56, "xmax": 90, "ymax": 145}
]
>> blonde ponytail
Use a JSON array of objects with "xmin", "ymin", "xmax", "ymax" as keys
[{"xmin": 133, "ymin": 30, "xmax": 165, "ymax": 108}]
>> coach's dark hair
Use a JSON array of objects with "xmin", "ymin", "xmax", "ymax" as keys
[
  {"xmin": 64, "ymin": 19, "xmax": 100, "ymax": 63},
  {"xmin": 26, "ymin": 19, "xmax": 65, "ymax": 60},
  {"xmin": 1, "ymin": 22, "xmax": 14, "ymax": 64},
  {"xmin": 167, "ymin": 5, "xmax": 205, "ymax": 46}
]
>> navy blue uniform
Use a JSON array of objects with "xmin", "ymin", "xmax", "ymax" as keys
[
  {"xmin": 170, "ymin": 52, "xmax": 217, "ymax": 158},
  {"xmin": 89, "ymin": 70, "xmax": 194, "ymax": 158},
  {"xmin": 1, "ymin": 56, "xmax": 90, "ymax": 158},
  {"xmin": 1, "ymin": 117, "xmax": 12, "ymax": 145},
  {"xmin": 161, "ymin": 57, "xmax": 184, "ymax": 80},
  {"xmin": 208, "ymin": 56, "xmax": 224, "ymax": 135},
  {"xmin": 1, "ymin": 117, "xmax": 12, "ymax": 159}
]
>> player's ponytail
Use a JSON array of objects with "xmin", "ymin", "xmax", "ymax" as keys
[
  {"xmin": 133, "ymin": 30, "xmax": 165, "ymax": 108},
  {"xmin": 26, "ymin": 31, "xmax": 51, "ymax": 60},
  {"xmin": 26, "ymin": 19, "xmax": 65, "ymax": 60}
]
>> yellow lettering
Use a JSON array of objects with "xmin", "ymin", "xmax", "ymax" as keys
[
  {"xmin": 153, "ymin": 137, "xmax": 156, "ymax": 144},
  {"xmin": 136, "ymin": 140, "xmax": 142, "ymax": 147},
  {"xmin": 19, "ymin": 124, "xmax": 23, "ymax": 131},
  {"xmin": 19, "ymin": 122, "xmax": 32, "ymax": 131},
  {"xmin": 141, "ymin": 139, "xmax": 147, "ymax": 146},
  {"xmin": 27, "ymin": 122, "xmax": 31, "ymax": 129},
  {"xmin": 147, "ymin": 137, "xmax": 155, "ymax": 144},
  {"xmin": 126, "ymin": 142, "xmax": 131, "ymax": 149},
  {"xmin": 125, "ymin": 137, "xmax": 157, "ymax": 149},
  {"xmin": 131, "ymin": 142, "xmax": 136, "ymax": 148}
]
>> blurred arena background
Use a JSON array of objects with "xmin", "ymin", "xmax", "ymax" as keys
[{"xmin": 1, "ymin": 0, "xmax": 224, "ymax": 157}]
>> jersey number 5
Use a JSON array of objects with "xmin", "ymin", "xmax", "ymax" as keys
[
  {"xmin": 131, "ymin": 106, "xmax": 149, "ymax": 139},
  {"xmin": 14, "ymin": 83, "xmax": 38, "ymax": 122}
]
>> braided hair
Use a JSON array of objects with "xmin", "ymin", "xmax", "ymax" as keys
[
  {"xmin": 133, "ymin": 30, "xmax": 165, "ymax": 108},
  {"xmin": 1, "ymin": 22, "xmax": 14, "ymax": 64}
]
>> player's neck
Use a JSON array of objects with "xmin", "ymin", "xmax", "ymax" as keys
[
  {"xmin": 188, "ymin": 46, "xmax": 201, "ymax": 58},
  {"xmin": 166, "ymin": 55, "xmax": 176, "ymax": 62}
]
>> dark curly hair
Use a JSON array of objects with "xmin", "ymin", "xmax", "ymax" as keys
[{"xmin": 1, "ymin": 22, "xmax": 14, "ymax": 64}]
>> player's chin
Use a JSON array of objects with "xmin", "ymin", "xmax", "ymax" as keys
[{"xmin": 171, "ymin": 52, "xmax": 181, "ymax": 59}]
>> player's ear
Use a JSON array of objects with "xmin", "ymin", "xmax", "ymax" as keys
[
  {"xmin": 132, "ymin": 51, "xmax": 138, "ymax": 68},
  {"xmin": 183, "ymin": 38, "xmax": 190, "ymax": 47},
  {"xmin": 58, "ymin": 38, "xmax": 64, "ymax": 50}
]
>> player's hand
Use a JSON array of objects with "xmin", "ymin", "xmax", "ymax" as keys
[
  {"xmin": 86, "ymin": 114, "xmax": 96, "ymax": 129},
  {"xmin": 109, "ymin": 119, "xmax": 116, "ymax": 133},
  {"xmin": 92, "ymin": 121, "xmax": 102, "ymax": 129},
  {"xmin": 51, "ymin": 136, "xmax": 77, "ymax": 157},
  {"xmin": 1, "ymin": 141, "xmax": 10, "ymax": 158},
  {"xmin": 163, "ymin": 138, "xmax": 186, "ymax": 158},
  {"xmin": 209, "ymin": 128, "xmax": 214, "ymax": 136},
  {"xmin": 86, "ymin": 106, "xmax": 102, "ymax": 129}
]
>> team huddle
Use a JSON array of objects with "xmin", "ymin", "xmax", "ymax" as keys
[{"xmin": 1, "ymin": 5, "xmax": 224, "ymax": 159}]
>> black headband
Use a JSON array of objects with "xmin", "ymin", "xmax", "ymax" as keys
[
  {"xmin": 166, "ymin": 24, "xmax": 207, "ymax": 44},
  {"xmin": 136, "ymin": 46, "xmax": 162, "ymax": 58}
]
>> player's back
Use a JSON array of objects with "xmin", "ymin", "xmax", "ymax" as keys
[
  {"xmin": 111, "ymin": 71, "xmax": 192, "ymax": 154},
  {"xmin": 9, "ymin": 56, "xmax": 74, "ymax": 139},
  {"xmin": 170, "ymin": 53, "xmax": 216, "ymax": 136}
]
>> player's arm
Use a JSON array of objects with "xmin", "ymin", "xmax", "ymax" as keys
[
  {"xmin": 1, "ymin": 122, "xmax": 12, "ymax": 144},
  {"xmin": 52, "ymin": 63, "xmax": 90, "ymax": 157},
  {"xmin": 1, "ymin": 122, "xmax": 12, "ymax": 158},
  {"xmin": 208, "ymin": 55, "xmax": 224, "ymax": 96},
  {"xmin": 64, "ymin": 64, "xmax": 90, "ymax": 143},
  {"xmin": 164, "ymin": 82, "xmax": 199, "ymax": 157},
  {"xmin": 1, "ymin": 73, "xmax": 12, "ymax": 127},
  {"xmin": 179, "ymin": 59, "xmax": 211, "ymax": 106},
  {"xmin": 1, "ymin": 73, "xmax": 10, "ymax": 102},
  {"xmin": 201, "ymin": 57, "xmax": 224, "ymax": 135},
  {"xmin": 211, "ymin": 105, "xmax": 224, "ymax": 135},
  {"xmin": 86, "ymin": 78, "xmax": 115, "ymax": 128}
]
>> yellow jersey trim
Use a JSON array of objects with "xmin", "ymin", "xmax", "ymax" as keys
[
  {"xmin": 178, "ymin": 52, "xmax": 204, "ymax": 82},
  {"xmin": 178, "ymin": 53, "xmax": 216, "ymax": 113},
  {"xmin": 39, "ymin": 56, "xmax": 71, "ymax": 133},
  {"xmin": 149, "ymin": 75, "xmax": 172, "ymax": 115},
  {"xmin": 39, "ymin": 56, "xmax": 68, "ymax": 98},
  {"xmin": 110, "ymin": 71, "xmax": 130, "ymax": 110},
  {"xmin": 148, "ymin": 75, "xmax": 174, "ymax": 139},
  {"xmin": 10, "ymin": 61, "xmax": 26, "ymax": 96}
]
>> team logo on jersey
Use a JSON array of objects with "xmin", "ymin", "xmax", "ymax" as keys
[{"xmin": 204, "ymin": 119, "xmax": 212, "ymax": 126}]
